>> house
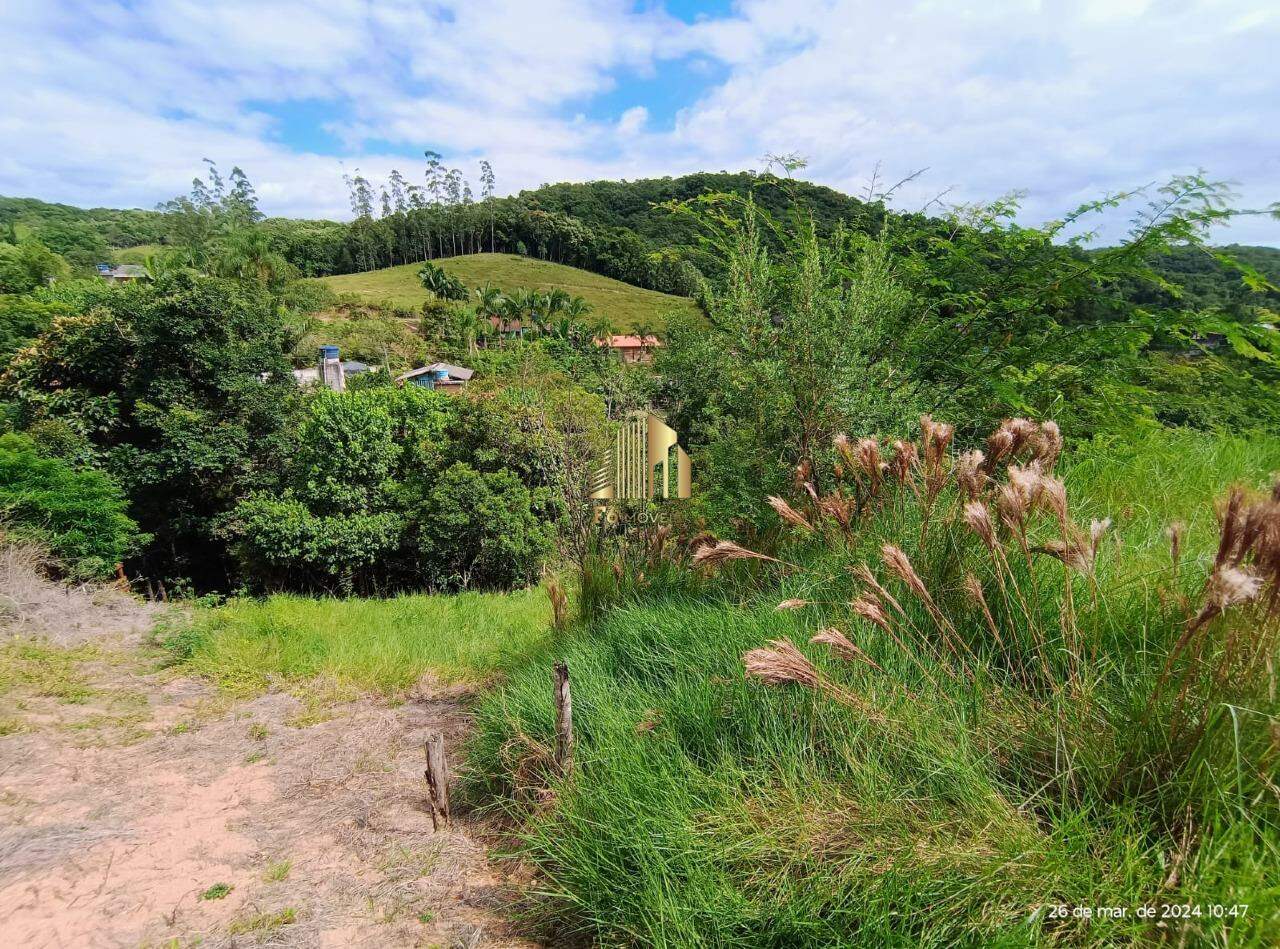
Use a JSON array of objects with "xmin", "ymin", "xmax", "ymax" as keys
[
  {"xmin": 396, "ymin": 362, "xmax": 474, "ymax": 392},
  {"xmin": 291, "ymin": 361, "xmax": 373, "ymax": 388},
  {"xmin": 485, "ymin": 314, "xmax": 527, "ymax": 341},
  {"xmin": 96, "ymin": 263, "xmax": 148, "ymax": 284},
  {"xmin": 275, "ymin": 346, "xmax": 374, "ymax": 391},
  {"xmin": 596, "ymin": 334, "xmax": 661, "ymax": 365}
]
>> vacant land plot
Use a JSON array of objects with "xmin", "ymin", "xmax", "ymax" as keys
[
  {"xmin": 0, "ymin": 567, "xmax": 547, "ymax": 948},
  {"xmin": 316, "ymin": 253, "xmax": 701, "ymax": 331}
]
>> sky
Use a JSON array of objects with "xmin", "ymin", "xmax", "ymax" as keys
[{"xmin": 2, "ymin": 0, "xmax": 1278, "ymax": 244}]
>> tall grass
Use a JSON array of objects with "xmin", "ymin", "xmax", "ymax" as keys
[
  {"xmin": 165, "ymin": 589, "xmax": 552, "ymax": 697},
  {"xmin": 466, "ymin": 426, "xmax": 1280, "ymax": 946}
]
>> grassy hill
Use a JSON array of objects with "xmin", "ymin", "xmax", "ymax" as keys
[{"xmin": 314, "ymin": 253, "xmax": 700, "ymax": 332}]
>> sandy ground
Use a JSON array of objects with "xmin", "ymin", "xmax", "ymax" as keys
[{"xmin": 0, "ymin": 559, "xmax": 539, "ymax": 948}]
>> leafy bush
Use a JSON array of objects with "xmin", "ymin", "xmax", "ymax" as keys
[
  {"xmin": 220, "ymin": 386, "xmax": 451, "ymax": 592},
  {"xmin": 221, "ymin": 493, "xmax": 403, "ymax": 592},
  {"xmin": 0, "ymin": 296, "xmax": 71, "ymax": 361},
  {"xmin": 0, "ymin": 432, "xmax": 142, "ymax": 577},
  {"xmin": 2, "ymin": 271, "xmax": 297, "ymax": 584},
  {"xmin": 415, "ymin": 462, "xmax": 555, "ymax": 590},
  {"xmin": 0, "ymin": 240, "xmax": 68, "ymax": 293}
]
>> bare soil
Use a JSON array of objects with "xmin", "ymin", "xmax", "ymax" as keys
[{"xmin": 0, "ymin": 562, "xmax": 539, "ymax": 948}]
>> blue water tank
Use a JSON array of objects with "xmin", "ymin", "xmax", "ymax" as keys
[
  {"xmin": 319, "ymin": 345, "xmax": 340, "ymax": 360},
  {"xmin": 433, "ymin": 368, "xmax": 450, "ymax": 382}
]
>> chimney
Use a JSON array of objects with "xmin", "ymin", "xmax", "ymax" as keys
[{"xmin": 319, "ymin": 345, "xmax": 345, "ymax": 392}]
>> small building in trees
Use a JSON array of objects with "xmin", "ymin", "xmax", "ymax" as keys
[
  {"xmin": 596, "ymin": 334, "xmax": 661, "ymax": 364},
  {"xmin": 96, "ymin": 263, "xmax": 148, "ymax": 284},
  {"xmin": 396, "ymin": 362, "xmax": 474, "ymax": 392},
  {"xmin": 282, "ymin": 346, "xmax": 373, "ymax": 390}
]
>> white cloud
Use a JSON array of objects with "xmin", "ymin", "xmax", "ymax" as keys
[{"xmin": 0, "ymin": 0, "xmax": 1276, "ymax": 244}]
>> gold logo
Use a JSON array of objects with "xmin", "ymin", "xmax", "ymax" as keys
[{"xmin": 590, "ymin": 411, "xmax": 691, "ymax": 501}]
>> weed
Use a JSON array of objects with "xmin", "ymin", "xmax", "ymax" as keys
[
  {"xmin": 198, "ymin": 882, "xmax": 233, "ymax": 901},
  {"xmin": 0, "ymin": 639, "xmax": 100, "ymax": 704},
  {"xmin": 165, "ymin": 589, "xmax": 551, "ymax": 698},
  {"xmin": 263, "ymin": 859, "xmax": 291, "ymax": 883},
  {"xmin": 226, "ymin": 907, "xmax": 297, "ymax": 935},
  {"xmin": 247, "ymin": 723, "xmax": 269, "ymax": 741}
]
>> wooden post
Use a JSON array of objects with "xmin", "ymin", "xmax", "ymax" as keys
[
  {"xmin": 554, "ymin": 661, "xmax": 573, "ymax": 776},
  {"xmin": 423, "ymin": 732, "xmax": 450, "ymax": 831}
]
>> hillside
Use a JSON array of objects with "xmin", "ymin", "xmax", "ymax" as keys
[
  {"xmin": 315, "ymin": 253, "xmax": 701, "ymax": 331},
  {"xmin": 520, "ymin": 171, "xmax": 887, "ymax": 247}
]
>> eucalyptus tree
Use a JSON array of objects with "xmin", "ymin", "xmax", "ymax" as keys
[
  {"xmin": 424, "ymin": 151, "xmax": 444, "ymax": 258},
  {"xmin": 445, "ymin": 169, "xmax": 463, "ymax": 256},
  {"xmin": 479, "ymin": 160, "xmax": 496, "ymax": 252}
]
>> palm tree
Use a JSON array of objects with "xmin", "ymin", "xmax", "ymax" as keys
[
  {"xmin": 546, "ymin": 287, "xmax": 571, "ymax": 317},
  {"xmin": 215, "ymin": 228, "xmax": 296, "ymax": 289},
  {"xmin": 474, "ymin": 282, "xmax": 505, "ymax": 342},
  {"xmin": 588, "ymin": 315, "xmax": 614, "ymax": 344},
  {"xmin": 632, "ymin": 319, "xmax": 659, "ymax": 358},
  {"xmin": 502, "ymin": 291, "xmax": 532, "ymax": 341},
  {"xmin": 563, "ymin": 295, "xmax": 592, "ymax": 320}
]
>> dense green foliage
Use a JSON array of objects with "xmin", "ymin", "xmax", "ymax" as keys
[
  {"xmin": 216, "ymin": 381, "xmax": 582, "ymax": 594},
  {"xmin": 2, "ymin": 271, "xmax": 298, "ymax": 584},
  {"xmin": 0, "ymin": 431, "xmax": 142, "ymax": 577},
  {"xmin": 651, "ymin": 180, "xmax": 1278, "ymax": 530},
  {"xmin": 166, "ymin": 588, "xmax": 552, "ymax": 695},
  {"xmin": 0, "ymin": 195, "xmax": 165, "ymax": 270},
  {"xmin": 467, "ymin": 426, "xmax": 1280, "ymax": 946},
  {"xmin": 0, "ymin": 295, "xmax": 70, "ymax": 361},
  {"xmin": 0, "ymin": 239, "xmax": 68, "ymax": 293}
]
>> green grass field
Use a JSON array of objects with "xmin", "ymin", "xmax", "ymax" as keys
[
  {"xmin": 111, "ymin": 244, "xmax": 163, "ymax": 264},
  {"xmin": 314, "ymin": 253, "xmax": 701, "ymax": 332},
  {"xmin": 166, "ymin": 588, "xmax": 552, "ymax": 698}
]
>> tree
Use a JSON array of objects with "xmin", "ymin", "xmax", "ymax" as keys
[
  {"xmin": 0, "ymin": 432, "xmax": 144, "ymax": 578},
  {"xmin": 220, "ymin": 385, "xmax": 452, "ymax": 592},
  {"xmin": 413, "ymin": 462, "xmax": 555, "ymax": 590},
  {"xmin": 0, "ymin": 295, "xmax": 69, "ymax": 359},
  {"xmin": 1, "ymin": 272, "xmax": 297, "ymax": 585},
  {"xmin": 479, "ymin": 160, "xmax": 496, "ymax": 252},
  {"xmin": 418, "ymin": 261, "xmax": 469, "ymax": 301},
  {"xmin": 656, "ymin": 174, "xmax": 1264, "ymax": 527},
  {"xmin": 214, "ymin": 227, "xmax": 297, "ymax": 290},
  {"xmin": 0, "ymin": 239, "xmax": 68, "ymax": 293}
]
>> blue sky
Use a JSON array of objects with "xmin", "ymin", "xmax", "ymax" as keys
[{"xmin": 2, "ymin": 0, "xmax": 1278, "ymax": 244}]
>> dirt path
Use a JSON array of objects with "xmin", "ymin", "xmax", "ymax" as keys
[{"xmin": 0, "ymin": 570, "xmax": 538, "ymax": 948}]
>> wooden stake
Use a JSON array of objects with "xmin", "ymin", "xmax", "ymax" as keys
[
  {"xmin": 554, "ymin": 661, "xmax": 573, "ymax": 775},
  {"xmin": 423, "ymin": 732, "xmax": 450, "ymax": 831}
]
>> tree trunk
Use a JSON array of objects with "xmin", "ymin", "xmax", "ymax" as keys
[
  {"xmin": 554, "ymin": 661, "xmax": 573, "ymax": 776},
  {"xmin": 423, "ymin": 733, "xmax": 450, "ymax": 830}
]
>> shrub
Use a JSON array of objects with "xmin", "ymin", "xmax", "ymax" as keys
[
  {"xmin": 0, "ymin": 432, "xmax": 142, "ymax": 577},
  {"xmin": 0, "ymin": 240, "xmax": 68, "ymax": 294},
  {"xmin": 415, "ymin": 463, "xmax": 555, "ymax": 590},
  {"xmin": 0, "ymin": 296, "xmax": 70, "ymax": 361}
]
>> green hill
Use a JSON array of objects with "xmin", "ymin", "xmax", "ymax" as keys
[{"xmin": 315, "ymin": 253, "xmax": 700, "ymax": 331}]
